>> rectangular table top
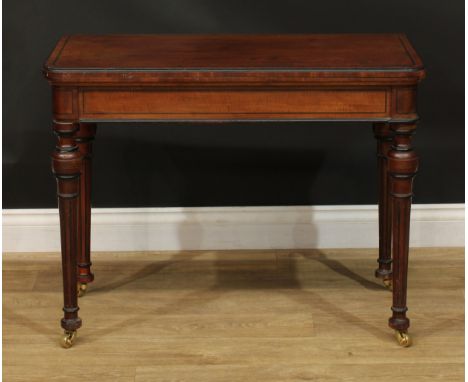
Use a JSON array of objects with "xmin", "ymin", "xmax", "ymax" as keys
[{"xmin": 44, "ymin": 34, "xmax": 425, "ymax": 86}]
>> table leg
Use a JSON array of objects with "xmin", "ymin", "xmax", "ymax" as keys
[
  {"xmin": 387, "ymin": 121, "xmax": 419, "ymax": 347},
  {"xmin": 373, "ymin": 123, "xmax": 393, "ymax": 290},
  {"xmin": 51, "ymin": 121, "xmax": 82, "ymax": 348},
  {"xmin": 76, "ymin": 123, "xmax": 97, "ymax": 297}
]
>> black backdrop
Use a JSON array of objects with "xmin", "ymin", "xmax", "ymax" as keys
[{"xmin": 3, "ymin": 0, "xmax": 464, "ymax": 208}]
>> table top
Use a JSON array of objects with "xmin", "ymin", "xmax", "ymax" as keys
[{"xmin": 44, "ymin": 34, "xmax": 425, "ymax": 85}]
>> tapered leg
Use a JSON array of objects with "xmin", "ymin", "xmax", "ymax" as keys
[
  {"xmin": 373, "ymin": 123, "xmax": 393, "ymax": 288},
  {"xmin": 51, "ymin": 121, "xmax": 82, "ymax": 348},
  {"xmin": 76, "ymin": 123, "xmax": 97, "ymax": 296},
  {"xmin": 387, "ymin": 121, "xmax": 419, "ymax": 347}
]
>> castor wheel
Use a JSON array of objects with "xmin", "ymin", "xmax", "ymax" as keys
[
  {"xmin": 60, "ymin": 330, "xmax": 77, "ymax": 348},
  {"xmin": 77, "ymin": 282, "xmax": 87, "ymax": 297},
  {"xmin": 395, "ymin": 330, "xmax": 411, "ymax": 347},
  {"xmin": 382, "ymin": 277, "xmax": 393, "ymax": 291}
]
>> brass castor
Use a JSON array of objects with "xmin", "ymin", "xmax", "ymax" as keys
[
  {"xmin": 395, "ymin": 330, "xmax": 411, "ymax": 347},
  {"xmin": 60, "ymin": 330, "xmax": 77, "ymax": 348},
  {"xmin": 382, "ymin": 277, "xmax": 393, "ymax": 291},
  {"xmin": 77, "ymin": 282, "xmax": 87, "ymax": 297}
]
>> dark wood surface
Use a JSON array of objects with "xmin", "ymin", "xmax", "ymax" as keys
[
  {"xmin": 44, "ymin": 34, "xmax": 425, "ymax": 348},
  {"xmin": 374, "ymin": 123, "xmax": 393, "ymax": 281},
  {"xmin": 46, "ymin": 34, "xmax": 423, "ymax": 70},
  {"xmin": 44, "ymin": 34, "xmax": 425, "ymax": 86},
  {"xmin": 76, "ymin": 123, "xmax": 96, "ymax": 285}
]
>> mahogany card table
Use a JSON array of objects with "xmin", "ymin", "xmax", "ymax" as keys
[{"xmin": 43, "ymin": 34, "xmax": 425, "ymax": 348}]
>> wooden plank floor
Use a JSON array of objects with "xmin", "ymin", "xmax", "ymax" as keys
[{"xmin": 3, "ymin": 248, "xmax": 464, "ymax": 382}]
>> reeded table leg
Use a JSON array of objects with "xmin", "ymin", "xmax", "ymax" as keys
[
  {"xmin": 76, "ymin": 123, "xmax": 97, "ymax": 297},
  {"xmin": 373, "ymin": 123, "xmax": 393, "ymax": 290},
  {"xmin": 51, "ymin": 121, "xmax": 82, "ymax": 348},
  {"xmin": 387, "ymin": 121, "xmax": 419, "ymax": 347}
]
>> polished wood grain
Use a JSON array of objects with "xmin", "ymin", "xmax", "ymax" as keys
[
  {"xmin": 80, "ymin": 88, "xmax": 389, "ymax": 121},
  {"xmin": 43, "ymin": 34, "xmax": 424, "ymax": 86},
  {"xmin": 44, "ymin": 34, "xmax": 424, "ymax": 123},
  {"xmin": 46, "ymin": 34, "xmax": 422, "ymax": 70},
  {"xmin": 3, "ymin": 249, "xmax": 464, "ymax": 381},
  {"xmin": 43, "ymin": 34, "xmax": 426, "ymax": 346}
]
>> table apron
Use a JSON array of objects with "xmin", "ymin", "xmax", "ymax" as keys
[{"xmin": 77, "ymin": 88, "xmax": 391, "ymax": 121}]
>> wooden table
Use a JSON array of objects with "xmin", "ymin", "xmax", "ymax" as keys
[{"xmin": 43, "ymin": 34, "xmax": 425, "ymax": 348}]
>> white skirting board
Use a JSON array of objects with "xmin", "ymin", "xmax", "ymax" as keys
[{"xmin": 2, "ymin": 204, "xmax": 464, "ymax": 252}]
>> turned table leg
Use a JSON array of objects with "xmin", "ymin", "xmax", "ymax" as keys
[
  {"xmin": 51, "ymin": 121, "xmax": 82, "ymax": 348},
  {"xmin": 387, "ymin": 121, "xmax": 419, "ymax": 347},
  {"xmin": 76, "ymin": 123, "xmax": 97, "ymax": 297},
  {"xmin": 373, "ymin": 123, "xmax": 393, "ymax": 289}
]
